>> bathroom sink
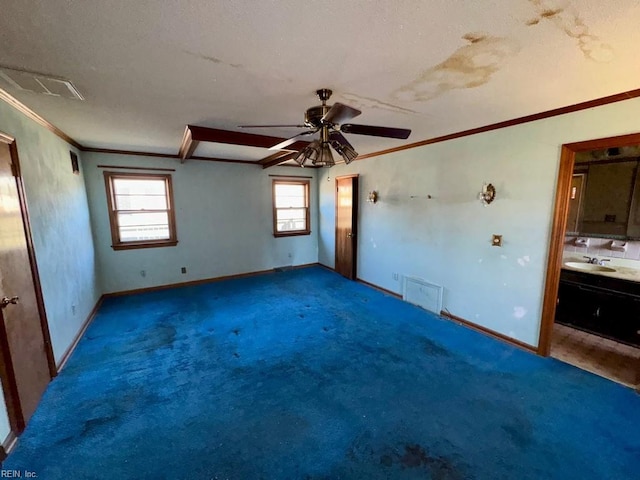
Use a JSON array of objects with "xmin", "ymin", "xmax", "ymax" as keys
[{"xmin": 564, "ymin": 262, "xmax": 616, "ymax": 273}]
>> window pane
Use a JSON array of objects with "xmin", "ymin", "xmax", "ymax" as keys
[
  {"xmin": 113, "ymin": 178, "xmax": 166, "ymax": 196},
  {"xmin": 275, "ymin": 184, "xmax": 306, "ymax": 208},
  {"xmin": 117, "ymin": 212, "xmax": 169, "ymax": 241},
  {"xmin": 276, "ymin": 208, "xmax": 306, "ymax": 232},
  {"xmin": 114, "ymin": 194, "xmax": 167, "ymax": 210}
]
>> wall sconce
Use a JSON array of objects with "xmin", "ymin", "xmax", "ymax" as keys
[
  {"xmin": 367, "ymin": 191, "xmax": 378, "ymax": 203},
  {"xmin": 478, "ymin": 183, "xmax": 496, "ymax": 206}
]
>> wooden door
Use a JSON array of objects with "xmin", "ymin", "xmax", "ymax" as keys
[
  {"xmin": 335, "ymin": 175, "xmax": 358, "ymax": 279},
  {"xmin": 0, "ymin": 133, "xmax": 54, "ymax": 435}
]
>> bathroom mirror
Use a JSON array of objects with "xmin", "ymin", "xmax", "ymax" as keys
[{"xmin": 567, "ymin": 146, "xmax": 640, "ymax": 239}]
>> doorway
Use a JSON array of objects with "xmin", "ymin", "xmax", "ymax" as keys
[
  {"xmin": 0, "ymin": 132, "xmax": 55, "ymax": 441},
  {"xmin": 539, "ymin": 133, "xmax": 640, "ymax": 390},
  {"xmin": 335, "ymin": 174, "xmax": 358, "ymax": 280}
]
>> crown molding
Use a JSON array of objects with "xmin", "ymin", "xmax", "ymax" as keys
[
  {"xmin": 356, "ymin": 87, "xmax": 640, "ymax": 161},
  {"xmin": 0, "ymin": 87, "xmax": 82, "ymax": 149},
  {"xmin": 81, "ymin": 147, "xmax": 179, "ymax": 159}
]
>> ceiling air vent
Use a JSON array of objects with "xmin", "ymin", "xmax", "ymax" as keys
[{"xmin": 0, "ymin": 66, "xmax": 84, "ymax": 100}]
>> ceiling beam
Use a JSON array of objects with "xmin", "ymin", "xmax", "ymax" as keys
[
  {"xmin": 178, "ymin": 125, "xmax": 199, "ymax": 163},
  {"xmin": 178, "ymin": 126, "xmax": 199, "ymax": 163},
  {"xmin": 260, "ymin": 151, "xmax": 299, "ymax": 169},
  {"xmin": 258, "ymin": 150, "xmax": 291, "ymax": 164},
  {"xmin": 188, "ymin": 125, "xmax": 297, "ymax": 149},
  {"xmin": 287, "ymin": 140, "xmax": 312, "ymax": 151},
  {"xmin": 178, "ymin": 125, "xmax": 312, "ymax": 163}
]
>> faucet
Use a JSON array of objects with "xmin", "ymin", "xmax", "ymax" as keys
[{"xmin": 583, "ymin": 256, "xmax": 611, "ymax": 266}]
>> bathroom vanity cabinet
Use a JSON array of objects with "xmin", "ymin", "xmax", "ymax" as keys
[{"xmin": 556, "ymin": 269, "xmax": 640, "ymax": 347}]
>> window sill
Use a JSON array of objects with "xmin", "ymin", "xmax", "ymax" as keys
[
  {"xmin": 112, "ymin": 240, "xmax": 178, "ymax": 251},
  {"xmin": 273, "ymin": 231, "xmax": 311, "ymax": 238}
]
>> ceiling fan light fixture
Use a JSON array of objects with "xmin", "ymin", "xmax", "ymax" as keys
[
  {"xmin": 331, "ymin": 141, "xmax": 358, "ymax": 164},
  {"xmin": 312, "ymin": 143, "xmax": 335, "ymax": 167},
  {"xmin": 304, "ymin": 140, "xmax": 321, "ymax": 165},
  {"xmin": 294, "ymin": 140, "xmax": 321, "ymax": 166},
  {"xmin": 292, "ymin": 149, "xmax": 307, "ymax": 166}
]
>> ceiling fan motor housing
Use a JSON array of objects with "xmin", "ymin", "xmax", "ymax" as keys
[
  {"xmin": 303, "ymin": 88, "xmax": 334, "ymax": 127},
  {"xmin": 304, "ymin": 105, "xmax": 330, "ymax": 128}
]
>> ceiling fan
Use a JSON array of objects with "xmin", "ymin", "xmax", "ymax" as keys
[{"xmin": 240, "ymin": 89, "xmax": 411, "ymax": 167}]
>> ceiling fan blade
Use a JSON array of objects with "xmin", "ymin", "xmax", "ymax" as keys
[
  {"xmin": 269, "ymin": 130, "xmax": 316, "ymax": 150},
  {"xmin": 239, "ymin": 124, "xmax": 306, "ymax": 128},
  {"xmin": 340, "ymin": 124, "xmax": 411, "ymax": 139},
  {"xmin": 322, "ymin": 103, "xmax": 361, "ymax": 125}
]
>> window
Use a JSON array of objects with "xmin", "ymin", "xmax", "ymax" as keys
[
  {"xmin": 104, "ymin": 172, "xmax": 178, "ymax": 250},
  {"xmin": 272, "ymin": 179, "xmax": 310, "ymax": 237}
]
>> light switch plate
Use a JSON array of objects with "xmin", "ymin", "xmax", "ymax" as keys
[{"xmin": 492, "ymin": 234, "xmax": 502, "ymax": 247}]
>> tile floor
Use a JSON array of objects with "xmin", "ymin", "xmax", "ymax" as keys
[{"xmin": 551, "ymin": 323, "xmax": 640, "ymax": 388}]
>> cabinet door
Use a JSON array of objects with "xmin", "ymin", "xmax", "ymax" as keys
[
  {"xmin": 613, "ymin": 296, "xmax": 640, "ymax": 347},
  {"xmin": 557, "ymin": 283, "xmax": 616, "ymax": 338},
  {"xmin": 556, "ymin": 283, "xmax": 598, "ymax": 328},
  {"xmin": 575, "ymin": 287, "xmax": 614, "ymax": 337},
  {"xmin": 557, "ymin": 278, "xmax": 640, "ymax": 346}
]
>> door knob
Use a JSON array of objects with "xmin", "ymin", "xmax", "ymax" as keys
[
  {"xmin": 1, "ymin": 296, "xmax": 19, "ymax": 309},
  {"xmin": 347, "ymin": 233, "xmax": 355, "ymax": 238}
]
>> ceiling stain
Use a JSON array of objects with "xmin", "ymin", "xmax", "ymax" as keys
[
  {"xmin": 341, "ymin": 92, "xmax": 420, "ymax": 115},
  {"xmin": 540, "ymin": 8, "xmax": 563, "ymax": 18},
  {"xmin": 392, "ymin": 33, "xmax": 520, "ymax": 102},
  {"xmin": 462, "ymin": 33, "xmax": 488, "ymax": 44},
  {"xmin": 526, "ymin": 0, "xmax": 614, "ymax": 62},
  {"xmin": 184, "ymin": 50, "xmax": 243, "ymax": 69}
]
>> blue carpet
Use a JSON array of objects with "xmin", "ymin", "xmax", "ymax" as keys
[{"xmin": 5, "ymin": 266, "xmax": 640, "ymax": 479}]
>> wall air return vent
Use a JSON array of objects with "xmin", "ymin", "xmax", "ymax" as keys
[
  {"xmin": 403, "ymin": 276, "xmax": 443, "ymax": 315},
  {"xmin": 0, "ymin": 66, "xmax": 84, "ymax": 100}
]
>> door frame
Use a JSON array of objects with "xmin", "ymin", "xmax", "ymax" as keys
[
  {"xmin": 0, "ymin": 131, "xmax": 56, "ymax": 436},
  {"xmin": 538, "ymin": 132, "xmax": 640, "ymax": 356},
  {"xmin": 334, "ymin": 174, "xmax": 359, "ymax": 279}
]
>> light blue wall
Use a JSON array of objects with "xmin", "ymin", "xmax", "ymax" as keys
[
  {"xmin": 82, "ymin": 152, "xmax": 319, "ymax": 293},
  {"xmin": 319, "ymin": 98, "xmax": 640, "ymax": 347},
  {"xmin": 1, "ymin": 93, "xmax": 638, "ymax": 443},
  {"xmin": 0, "ymin": 99, "xmax": 101, "ymax": 439}
]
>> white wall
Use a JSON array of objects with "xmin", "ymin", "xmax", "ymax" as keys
[
  {"xmin": 0, "ymin": 100, "xmax": 101, "ymax": 439},
  {"xmin": 83, "ymin": 152, "xmax": 319, "ymax": 293},
  {"xmin": 319, "ymin": 97, "xmax": 640, "ymax": 347}
]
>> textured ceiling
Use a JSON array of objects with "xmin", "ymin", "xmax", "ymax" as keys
[{"xmin": 1, "ymin": 0, "xmax": 639, "ymax": 160}]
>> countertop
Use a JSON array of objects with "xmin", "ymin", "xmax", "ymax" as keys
[{"xmin": 562, "ymin": 254, "xmax": 640, "ymax": 283}]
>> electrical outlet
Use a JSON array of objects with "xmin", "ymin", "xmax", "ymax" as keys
[
  {"xmin": 181, "ymin": 267, "xmax": 187, "ymax": 274},
  {"xmin": 71, "ymin": 305, "xmax": 76, "ymax": 315},
  {"xmin": 140, "ymin": 270, "xmax": 146, "ymax": 277},
  {"xmin": 393, "ymin": 272, "xmax": 399, "ymax": 281}
]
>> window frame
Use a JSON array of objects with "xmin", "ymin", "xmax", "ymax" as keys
[
  {"xmin": 103, "ymin": 171, "xmax": 178, "ymax": 250},
  {"xmin": 272, "ymin": 179, "xmax": 311, "ymax": 237}
]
